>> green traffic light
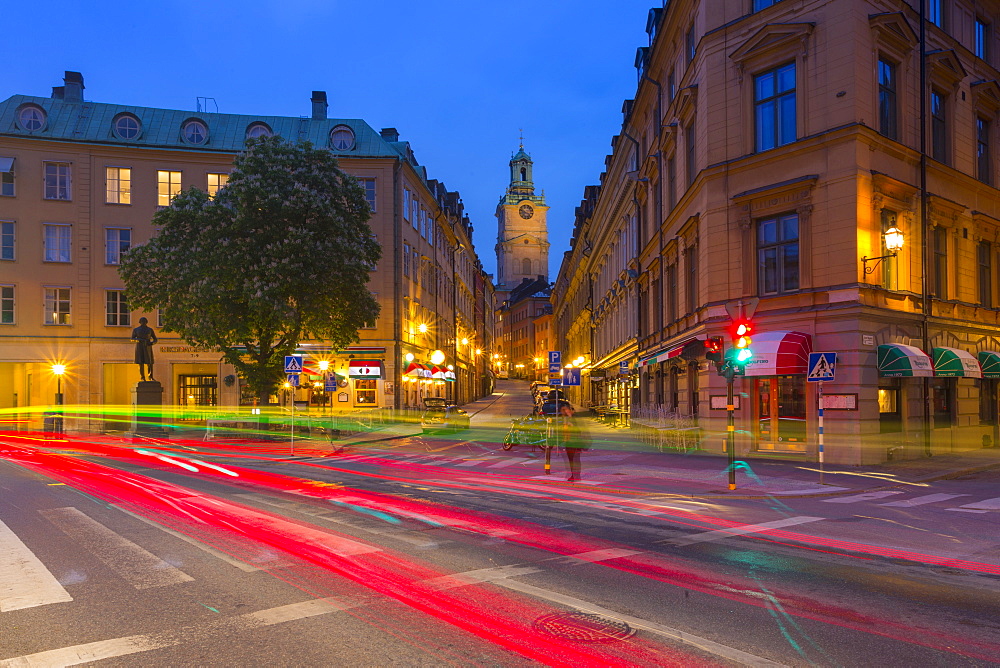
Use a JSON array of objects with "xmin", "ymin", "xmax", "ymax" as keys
[{"xmin": 736, "ymin": 348, "xmax": 753, "ymax": 363}]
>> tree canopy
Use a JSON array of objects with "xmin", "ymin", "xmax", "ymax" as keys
[{"xmin": 120, "ymin": 136, "xmax": 381, "ymax": 401}]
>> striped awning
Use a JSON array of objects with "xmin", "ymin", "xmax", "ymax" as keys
[
  {"xmin": 744, "ymin": 331, "xmax": 813, "ymax": 376},
  {"xmin": 978, "ymin": 351, "xmax": 1000, "ymax": 378},
  {"xmin": 877, "ymin": 344, "xmax": 933, "ymax": 377},
  {"xmin": 933, "ymin": 347, "xmax": 982, "ymax": 378},
  {"xmin": 639, "ymin": 337, "xmax": 698, "ymax": 367},
  {"xmin": 403, "ymin": 362, "xmax": 426, "ymax": 378}
]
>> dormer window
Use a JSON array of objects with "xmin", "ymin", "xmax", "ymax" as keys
[
  {"xmin": 113, "ymin": 113, "xmax": 141, "ymax": 140},
  {"xmin": 17, "ymin": 105, "xmax": 46, "ymax": 132},
  {"xmin": 182, "ymin": 119, "xmax": 208, "ymax": 145},
  {"xmin": 246, "ymin": 122, "xmax": 272, "ymax": 139},
  {"xmin": 330, "ymin": 125, "xmax": 355, "ymax": 151}
]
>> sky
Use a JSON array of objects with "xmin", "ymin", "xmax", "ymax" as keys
[{"xmin": 7, "ymin": 0, "xmax": 653, "ymax": 279}]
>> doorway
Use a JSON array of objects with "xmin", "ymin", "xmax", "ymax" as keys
[{"xmin": 755, "ymin": 375, "xmax": 807, "ymax": 452}]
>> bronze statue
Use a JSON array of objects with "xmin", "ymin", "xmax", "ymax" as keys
[{"xmin": 131, "ymin": 317, "xmax": 158, "ymax": 381}]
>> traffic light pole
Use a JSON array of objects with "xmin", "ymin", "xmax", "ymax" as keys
[{"xmin": 726, "ymin": 369, "xmax": 736, "ymax": 491}]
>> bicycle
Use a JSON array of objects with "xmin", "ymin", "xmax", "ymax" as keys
[{"xmin": 502, "ymin": 415, "xmax": 550, "ymax": 453}]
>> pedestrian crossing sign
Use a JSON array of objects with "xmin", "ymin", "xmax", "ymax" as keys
[
  {"xmin": 284, "ymin": 356, "xmax": 303, "ymax": 373},
  {"xmin": 807, "ymin": 352, "xmax": 837, "ymax": 382}
]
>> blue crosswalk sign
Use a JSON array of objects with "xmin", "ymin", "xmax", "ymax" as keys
[
  {"xmin": 807, "ymin": 352, "xmax": 837, "ymax": 382},
  {"xmin": 284, "ymin": 356, "xmax": 303, "ymax": 373}
]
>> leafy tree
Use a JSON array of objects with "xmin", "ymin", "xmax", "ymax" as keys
[{"xmin": 120, "ymin": 136, "xmax": 381, "ymax": 402}]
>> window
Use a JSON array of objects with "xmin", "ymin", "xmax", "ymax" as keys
[
  {"xmin": 355, "ymin": 379, "xmax": 376, "ymax": 404},
  {"xmin": 685, "ymin": 245, "xmax": 698, "ymax": 313},
  {"xmin": 980, "ymin": 379, "xmax": 998, "ymax": 426},
  {"xmin": 157, "ymin": 170, "xmax": 182, "ymax": 206},
  {"xmin": 685, "ymin": 24, "xmax": 696, "ymax": 65},
  {"xmin": 246, "ymin": 122, "xmax": 272, "ymax": 139},
  {"xmin": 403, "ymin": 243, "xmax": 410, "ymax": 276},
  {"xmin": 878, "ymin": 58, "xmax": 897, "ymax": 140},
  {"xmin": 44, "ymin": 287, "xmax": 71, "ymax": 325},
  {"xmin": 182, "ymin": 120, "xmax": 208, "ymax": 145},
  {"xmin": 878, "ymin": 381, "xmax": 902, "ymax": 433},
  {"xmin": 976, "ymin": 18, "xmax": 991, "ymax": 61},
  {"xmin": 106, "ymin": 167, "xmax": 131, "ymax": 204},
  {"xmin": 931, "ymin": 379, "xmax": 954, "ymax": 428},
  {"xmin": 758, "ymin": 213, "xmax": 799, "ymax": 295},
  {"xmin": 43, "ymin": 225, "xmax": 71, "ymax": 263},
  {"xmin": 880, "ymin": 209, "xmax": 898, "ymax": 289},
  {"xmin": 207, "ymin": 173, "xmax": 229, "ymax": 197},
  {"xmin": 928, "ymin": 0, "xmax": 944, "ymax": 29},
  {"xmin": 522, "ymin": 258, "xmax": 532, "ymax": 275},
  {"xmin": 1, "ymin": 159, "xmax": 13, "ymax": 197},
  {"xmin": 932, "ymin": 226, "xmax": 948, "ymax": 299},
  {"xmin": 403, "ymin": 189, "xmax": 411, "ymax": 221},
  {"xmin": 755, "ymin": 62, "xmax": 796, "ymax": 151},
  {"xmin": 358, "ymin": 177, "xmax": 376, "ymax": 212},
  {"xmin": 0, "ymin": 285, "xmax": 13, "ymax": 324},
  {"xmin": 413, "ymin": 200, "xmax": 420, "ymax": 230},
  {"xmin": 666, "ymin": 263, "xmax": 677, "ymax": 322},
  {"xmin": 420, "ymin": 208, "xmax": 427, "ymax": 239},
  {"xmin": 685, "ymin": 123, "xmax": 696, "ymax": 186},
  {"xmin": 113, "ymin": 114, "xmax": 141, "ymax": 140},
  {"xmin": 754, "ymin": 0, "xmax": 783, "ymax": 9},
  {"xmin": 667, "ymin": 71, "xmax": 675, "ymax": 102},
  {"xmin": 978, "ymin": 117, "xmax": 991, "ymax": 185},
  {"xmin": 18, "ymin": 105, "xmax": 45, "ymax": 131},
  {"xmin": 1, "ymin": 221, "xmax": 13, "ymax": 261},
  {"xmin": 931, "ymin": 90, "xmax": 947, "ymax": 163},
  {"xmin": 105, "ymin": 228, "xmax": 131, "ymax": 265},
  {"xmin": 330, "ymin": 125, "xmax": 355, "ymax": 151},
  {"xmin": 44, "ymin": 162, "xmax": 71, "ymax": 200},
  {"xmin": 980, "ymin": 241, "xmax": 992, "ymax": 307},
  {"xmin": 666, "ymin": 156, "xmax": 676, "ymax": 211},
  {"xmin": 105, "ymin": 290, "xmax": 130, "ymax": 326}
]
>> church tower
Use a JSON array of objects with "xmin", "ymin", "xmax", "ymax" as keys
[{"xmin": 495, "ymin": 143, "xmax": 549, "ymax": 294}]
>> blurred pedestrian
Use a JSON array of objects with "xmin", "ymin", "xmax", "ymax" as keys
[{"xmin": 559, "ymin": 404, "xmax": 591, "ymax": 482}]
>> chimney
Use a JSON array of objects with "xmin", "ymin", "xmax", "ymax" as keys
[
  {"xmin": 311, "ymin": 91, "xmax": 327, "ymax": 120},
  {"xmin": 380, "ymin": 127, "xmax": 399, "ymax": 142},
  {"xmin": 63, "ymin": 71, "xmax": 84, "ymax": 103}
]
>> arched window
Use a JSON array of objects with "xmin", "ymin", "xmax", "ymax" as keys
[
  {"xmin": 522, "ymin": 258, "xmax": 532, "ymax": 275},
  {"xmin": 520, "ymin": 167, "xmax": 527, "ymax": 181}
]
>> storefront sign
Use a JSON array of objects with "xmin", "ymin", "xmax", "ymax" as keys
[{"xmin": 348, "ymin": 360, "xmax": 384, "ymax": 379}]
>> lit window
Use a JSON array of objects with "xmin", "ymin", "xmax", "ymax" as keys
[
  {"xmin": 758, "ymin": 213, "xmax": 799, "ymax": 295},
  {"xmin": 44, "ymin": 162, "xmax": 71, "ymax": 200},
  {"xmin": 246, "ymin": 122, "xmax": 272, "ymax": 139},
  {"xmin": 1, "ymin": 221, "xmax": 13, "ymax": 261},
  {"xmin": 44, "ymin": 287, "xmax": 71, "ymax": 325},
  {"xmin": 207, "ymin": 173, "xmax": 229, "ymax": 197},
  {"xmin": 18, "ymin": 105, "xmax": 45, "ymax": 131},
  {"xmin": 106, "ymin": 167, "xmax": 131, "ymax": 204},
  {"xmin": 330, "ymin": 125, "xmax": 355, "ymax": 150},
  {"xmin": 157, "ymin": 170, "xmax": 182, "ymax": 206},
  {"xmin": 43, "ymin": 225, "xmax": 71, "ymax": 263},
  {"xmin": 755, "ymin": 62, "xmax": 796, "ymax": 151},
  {"xmin": 113, "ymin": 114, "xmax": 141, "ymax": 140},
  {"xmin": 0, "ymin": 285, "xmax": 13, "ymax": 324},
  {"xmin": 182, "ymin": 120, "xmax": 208, "ymax": 145},
  {"xmin": 105, "ymin": 228, "xmax": 131, "ymax": 265},
  {"xmin": 358, "ymin": 177, "xmax": 376, "ymax": 212},
  {"xmin": 105, "ymin": 290, "xmax": 130, "ymax": 326}
]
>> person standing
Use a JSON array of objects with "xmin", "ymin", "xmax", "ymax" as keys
[
  {"xmin": 559, "ymin": 404, "xmax": 591, "ymax": 482},
  {"xmin": 130, "ymin": 317, "xmax": 158, "ymax": 381}
]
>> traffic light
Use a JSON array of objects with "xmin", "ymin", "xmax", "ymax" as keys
[
  {"xmin": 730, "ymin": 317, "xmax": 754, "ymax": 365},
  {"xmin": 705, "ymin": 337, "xmax": 724, "ymax": 364}
]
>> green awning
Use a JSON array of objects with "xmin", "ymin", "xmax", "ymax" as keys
[
  {"xmin": 877, "ymin": 344, "xmax": 933, "ymax": 377},
  {"xmin": 933, "ymin": 347, "xmax": 982, "ymax": 378},
  {"xmin": 978, "ymin": 351, "xmax": 1000, "ymax": 378}
]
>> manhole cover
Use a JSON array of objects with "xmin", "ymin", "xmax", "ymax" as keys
[{"xmin": 533, "ymin": 612, "xmax": 635, "ymax": 642}]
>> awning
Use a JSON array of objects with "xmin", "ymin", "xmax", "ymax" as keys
[
  {"xmin": 877, "ymin": 344, "xmax": 933, "ymax": 377},
  {"xmin": 348, "ymin": 359, "xmax": 384, "ymax": 379},
  {"xmin": 444, "ymin": 369, "xmax": 456, "ymax": 382},
  {"xmin": 430, "ymin": 366, "xmax": 446, "ymax": 380},
  {"xmin": 744, "ymin": 331, "xmax": 813, "ymax": 377},
  {"xmin": 933, "ymin": 347, "xmax": 982, "ymax": 378},
  {"xmin": 639, "ymin": 337, "xmax": 698, "ymax": 367},
  {"xmin": 0, "ymin": 157, "xmax": 13, "ymax": 172},
  {"xmin": 978, "ymin": 351, "xmax": 1000, "ymax": 378},
  {"xmin": 403, "ymin": 362, "xmax": 424, "ymax": 378}
]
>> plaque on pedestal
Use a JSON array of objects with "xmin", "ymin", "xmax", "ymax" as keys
[{"xmin": 131, "ymin": 380, "xmax": 168, "ymax": 438}]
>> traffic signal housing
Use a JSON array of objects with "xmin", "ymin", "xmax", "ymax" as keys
[
  {"xmin": 730, "ymin": 317, "xmax": 754, "ymax": 365},
  {"xmin": 705, "ymin": 337, "xmax": 724, "ymax": 364}
]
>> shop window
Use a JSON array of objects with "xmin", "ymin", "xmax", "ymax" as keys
[
  {"xmin": 179, "ymin": 375, "xmax": 217, "ymax": 411},
  {"xmin": 355, "ymin": 379, "xmax": 376, "ymax": 404},
  {"xmin": 878, "ymin": 381, "xmax": 902, "ymax": 433},
  {"xmin": 931, "ymin": 379, "xmax": 954, "ymax": 428},
  {"xmin": 756, "ymin": 375, "xmax": 806, "ymax": 449},
  {"xmin": 979, "ymin": 379, "xmax": 998, "ymax": 426}
]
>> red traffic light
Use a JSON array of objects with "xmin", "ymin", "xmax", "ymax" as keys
[
  {"xmin": 705, "ymin": 337, "xmax": 724, "ymax": 364},
  {"xmin": 730, "ymin": 318, "xmax": 754, "ymax": 349}
]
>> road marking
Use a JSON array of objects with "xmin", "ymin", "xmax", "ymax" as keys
[
  {"xmin": 667, "ymin": 516, "xmax": 825, "ymax": 546},
  {"xmin": 821, "ymin": 491, "xmax": 903, "ymax": 504},
  {"xmin": 455, "ymin": 456, "xmax": 500, "ymax": 467},
  {"xmin": 39, "ymin": 508, "xmax": 194, "ymax": 589},
  {"xmin": 880, "ymin": 493, "xmax": 970, "ymax": 507},
  {"xmin": 493, "ymin": 580, "xmax": 786, "ymax": 667},
  {"xmin": 0, "ymin": 596, "xmax": 357, "ymax": 667},
  {"xmin": 554, "ymin": 548, "xmax": 644, "ymax": 564},
  {"xmin": 0, "ymin": 519, "xmax": 73, "ymax": 612},
  {"xmin": 945, "ymin": 497, "xmax": 1000, "ymax": 513},
  {"xmin": 421, "ymin": 564, "xmax": 543, "ymax": 590},
  {"xmin": 487, "ymin": 457, "xmax": 526, "ymax": 469}
]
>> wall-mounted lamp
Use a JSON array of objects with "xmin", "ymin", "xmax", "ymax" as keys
[{"xmin": 862, "ymin": 226, "xmax": 904, "ymax": 275}]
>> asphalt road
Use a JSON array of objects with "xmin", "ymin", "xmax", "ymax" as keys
[{"xmin": 2, "ymin": 387, "xmax": 999, "ymax": 666}]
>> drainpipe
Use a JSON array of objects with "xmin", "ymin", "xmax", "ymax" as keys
[
  {"xmin": 621, "ymin": 129, "xmax": 643, "ymax": 411},
  {"xmin": 919, "ymin": 1, "xmax": 932, "ymax": 458},
  {"xmin": 393, "ymin": 158, "xmax": 403, "ymax": 411}
]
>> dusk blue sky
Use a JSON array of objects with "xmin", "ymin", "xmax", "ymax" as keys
[{"xmin": 7, "ymin": 0, "xmax": 653, "ymax": 279}]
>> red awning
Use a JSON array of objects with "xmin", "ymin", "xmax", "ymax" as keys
[{"xmin": 744, "ymin": 331, "xmax": 813, "ymax": 376}]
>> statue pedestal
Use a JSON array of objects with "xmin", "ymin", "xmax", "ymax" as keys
[{"xmin": 131, "ymin": 380, "xmax": 168, "ymax": 439}]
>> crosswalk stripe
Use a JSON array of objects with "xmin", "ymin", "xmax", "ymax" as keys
[
  {"xmin": 455, "ymin": 456, "xmax": 500, "ymax": 467},
  {"xmin": 880, "ymin": 493, "xmax": 970, "ymax": 507},
  {"xmin": 0, "ymin": 518, "xmax": 73, "ymax": 612},
  {"xmin": 945, "ymin": 497, "xmax": 1000, "ymax": 512},
  {"xmin": 667, "ymin": 516, "xmax": 825, "ymax": 546},
  {"xmin": 39, "ymin": 508, "xmax": 194, "ymax": 589},
  {"xmin": 487, "ymin": 457, "xmax": 526, "ymax": 469},
  {"xmin": 821, "ymin": 491, "xmax": 903, "ymax": 504}
]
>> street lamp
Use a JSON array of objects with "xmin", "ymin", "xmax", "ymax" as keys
[
  {"xmin": 50, "ymin": 363, "xmax": 66, "ymax": 435},
  {"xmin": 862, "ymin": 226, "xmax": 905, "ymax": 275}
]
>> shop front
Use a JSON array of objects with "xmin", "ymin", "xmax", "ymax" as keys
[{"xmin": 744, "ymin": 331, "xmax": 812, "ymax": 453}]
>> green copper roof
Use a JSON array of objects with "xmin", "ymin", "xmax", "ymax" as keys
[{"xmin": 0, "ymin": 94, "xmax": 406, "ymax": 159}]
